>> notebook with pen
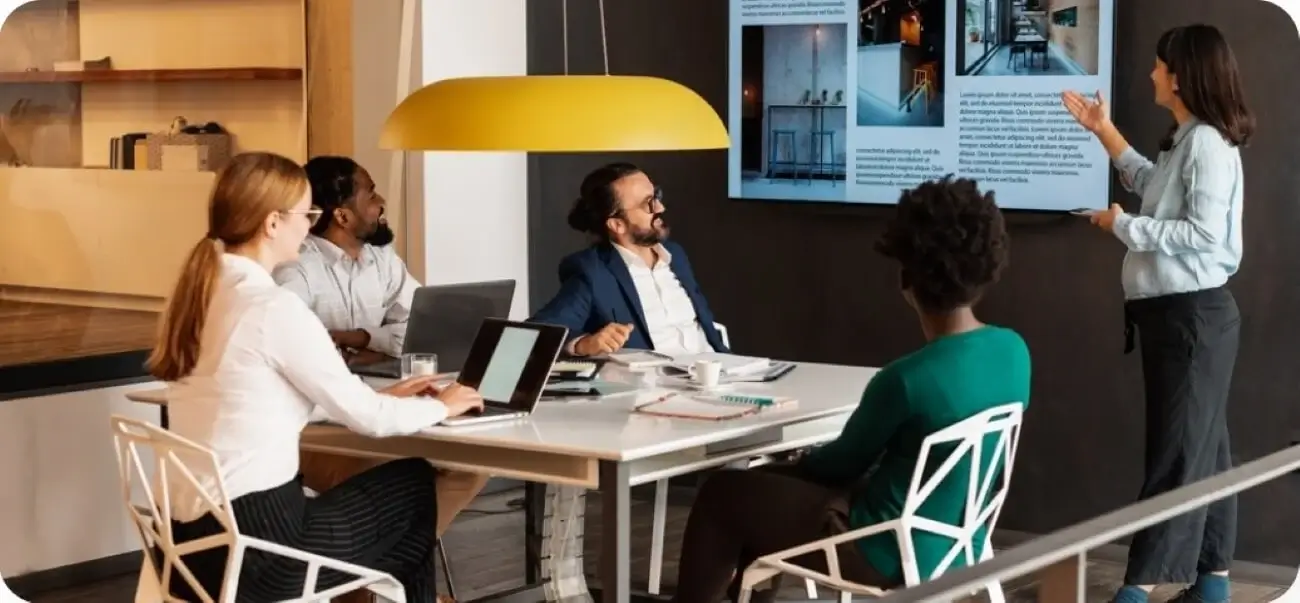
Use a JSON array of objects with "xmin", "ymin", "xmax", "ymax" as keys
[{"xmin": 634, "ymin": 392, "xmax": 798, "ymax": 421}]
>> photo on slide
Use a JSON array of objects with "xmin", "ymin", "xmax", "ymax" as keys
[
  {"xmin": 956, "ymin": 0, "xmax": 1100, "ymax": 76},
  {"xmin": 856, "ymin": 0, "xmax": 945, "ymax": 128},
  {"xmin": 737, "ymin": 23, "xmax": 849, "ymax": 202}
]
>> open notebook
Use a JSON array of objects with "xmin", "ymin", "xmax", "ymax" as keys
[{"xmin": 634, "ymin": 393, "xmax": 798, "ymax": 421}]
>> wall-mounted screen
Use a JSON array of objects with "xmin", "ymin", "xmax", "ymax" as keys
[{"xmin": 727, "ymin": 0, "xmax": 1115, "ymax": 211}]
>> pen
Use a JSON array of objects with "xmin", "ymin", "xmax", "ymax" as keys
[{"xmin": 635, "ymin": 391, "xmax": 679, "ymax": 409}]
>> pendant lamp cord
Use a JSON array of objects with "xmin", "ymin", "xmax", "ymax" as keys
[
  {"xmin": 598, "ymin": 0, "xmax": 610, "ymax": 75},
  {"xmin": 560, "ymin": 0, "xmax": 610, "ymax": 75}
]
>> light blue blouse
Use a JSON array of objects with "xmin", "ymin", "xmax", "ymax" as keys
[{"xmin": 1111, "ymin": 119, "xmax": 1244, "ymax": 300}]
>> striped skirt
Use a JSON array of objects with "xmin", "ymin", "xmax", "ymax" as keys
[{"xmin": 166, "ymin": 457, "xmax": 439, "ymax": 602}]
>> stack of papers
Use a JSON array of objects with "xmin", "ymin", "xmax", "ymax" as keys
[
  {"xmin": 670, "ymin": 352, "xmax": 771, "ymax": 376},
  {"xmin": 551, "ymin": 360, "xmax": 599, "ymax": 379}
]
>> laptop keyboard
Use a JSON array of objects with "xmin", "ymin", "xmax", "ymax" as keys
[{"xmin": 477, "ymin": 405, "xmax": 515, "ymax": 416}]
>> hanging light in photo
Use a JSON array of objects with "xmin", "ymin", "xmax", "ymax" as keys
[{"xmin": 380, "ymin": 0, "xmax": 729, "ymax": 152}]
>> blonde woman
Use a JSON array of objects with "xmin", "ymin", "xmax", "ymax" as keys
[{"xmin": 150, "ymin": 152, "xmax": 483, "ymax": 602}]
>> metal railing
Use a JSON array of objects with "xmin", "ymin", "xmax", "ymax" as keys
[{"xmin": 876, "ymin": 443, "xmax": 1300, "ymax": 602}]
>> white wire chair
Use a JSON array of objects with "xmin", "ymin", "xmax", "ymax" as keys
[
  {"xmin": 738, "ymin": 402, "xmax": 1025, "ymax": 602},
  {"xmin": 111, "ymin": 415, "xmax": 406, "ymax": 602}
]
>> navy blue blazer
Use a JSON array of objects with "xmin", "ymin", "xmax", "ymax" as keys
[{"xmin": 531, "ymin": 241, "xmax": 729, "ymax": 353}]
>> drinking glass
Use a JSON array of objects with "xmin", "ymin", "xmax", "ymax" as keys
[{"xmin": 401, "ymin": 353, "xmax": 438, "ymax": 379}]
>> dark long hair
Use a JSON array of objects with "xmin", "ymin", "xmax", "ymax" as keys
[{"xmin": 1156, "ymin": 24, "xmax": 1254, "ymax": 151}]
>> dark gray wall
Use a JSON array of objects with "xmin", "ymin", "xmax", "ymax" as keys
[{"xmin": 527, "ymin": 0, "xmax": 1300, "ymax": 565}]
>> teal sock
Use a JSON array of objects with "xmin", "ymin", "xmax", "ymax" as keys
[
  {"xmin": 1193, "ymin": 574, "xmax": 1230, "ymax": 602},
  {"xmin": 1114, "ymin": 585, "xmax": 1149, "ymax": 603}
]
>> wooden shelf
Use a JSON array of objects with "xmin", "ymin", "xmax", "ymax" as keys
[{"xmin": 0, "ymin": 67, "xmax": 303, "ymax": 84}]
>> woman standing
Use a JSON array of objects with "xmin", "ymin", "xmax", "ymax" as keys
[{"xmin": 1062, "ymin": 24, "xmax": 1253, "ymax": 603}]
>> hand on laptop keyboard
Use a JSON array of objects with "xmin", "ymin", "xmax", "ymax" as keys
[{"xmin": 435, "ymin": 383, "xmax": 485, "ymax": 418}]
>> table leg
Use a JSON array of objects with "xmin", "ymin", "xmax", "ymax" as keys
[
  {"xmin": 470, "ymin": 483, "xmax": 578, "ymax": 603},
  {"xmin": 540, "ymin": 484, "xmax": 590, "ymax": 601},
  {"xmin": 525, "ymin": 482, "xmax": 543, "ymax": 584},
  {"xmin": 599, "ymin": 461, "xmax": 631, "ymax": 603}
]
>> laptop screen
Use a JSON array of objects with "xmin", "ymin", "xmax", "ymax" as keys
[
  {"xmin": 404, "ymin": 280, "xmax": 517, "ymax": 372},
  {"xmin": 456, "ymin": 319, "xmax": 567, "ymax": 410}
]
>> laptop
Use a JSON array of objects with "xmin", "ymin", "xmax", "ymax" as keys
[
  {"xmin": 441, "ymin": 318, "xmax": 568, "ymax": 427},
  {"xmin": 351, "ymin": 279, "xmax": 517, "ymax": 378}
]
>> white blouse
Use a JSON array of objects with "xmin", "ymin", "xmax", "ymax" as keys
[{"xmin": 165, "ymin": 254, "xmax": 447, "ymax": 521}]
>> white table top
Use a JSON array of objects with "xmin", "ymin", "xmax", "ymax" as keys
[
  {"xmin": 413, "ymin": 362, "xmax": 875, "ymax": 462},
  {"xmin": 128, "ymin": 362, "xmax": 878, "ymax": 463}
]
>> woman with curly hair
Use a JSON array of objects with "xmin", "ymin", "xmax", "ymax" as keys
[{"xmin": 669, "ymin": 176, "xmax": 1031, "ymax": 603}]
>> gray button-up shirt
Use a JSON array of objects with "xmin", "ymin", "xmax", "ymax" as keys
[
  {"xmin": 1112, "ymin": 119, "xmax": 1245, "ymax": 300},
  {"xmin": 272, "ymin": 236, "xmax": 420, "ymax": 356}
]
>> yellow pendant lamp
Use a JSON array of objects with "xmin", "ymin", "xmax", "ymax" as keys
[{"xmin": 379, "ymin": 0, "xmax": 729, "ymax": 152}]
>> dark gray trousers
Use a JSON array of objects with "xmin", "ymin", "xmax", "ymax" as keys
[{"xmin": 1123, "ymin": 286, "xmax": 1240, "ymax": 585}]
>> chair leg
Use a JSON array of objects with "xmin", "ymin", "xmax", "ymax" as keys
[
  {"xmin": 648, "ymin": 479, "xmax": 669, "ymax": 594},
  {"xmin": 437, "ymin": 537, "xmax": 456, "ymax": 599},
  {"xmin": 806, "ymin": 577, "xmax": 819, "ymax": 598},
  {"xmin": 986, "ymin": 580, "xmax": 1006, "ymax": 603}
]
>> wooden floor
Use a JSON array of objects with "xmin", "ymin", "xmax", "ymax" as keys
[
  {"xmin": 23, "ymin": 488, "xmax": 1290, "ymax": 602},
  {"xmin": 0, "ymin": 300, "xmax": 157, "ymax": 366}
]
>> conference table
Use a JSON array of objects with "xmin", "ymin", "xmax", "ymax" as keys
[{"xmin": 126, "ymin": 361, "xmax": 877, "ymax": 602}]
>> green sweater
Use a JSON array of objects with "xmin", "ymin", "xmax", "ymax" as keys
[{"xmin": 798, "ymin": 325, "xmax": 1031, "ymax": 584}]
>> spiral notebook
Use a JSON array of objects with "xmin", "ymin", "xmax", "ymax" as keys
[{"xmin": 634, "ymin": 392, "xmax": 798, "ymax": 421}]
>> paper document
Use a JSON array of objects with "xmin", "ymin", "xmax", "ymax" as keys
[
  {"xmin": 551, "ymin": 360, "xmax": 598, "ymax": 379},
  {"xmin": 671, "ymin": 352, "xmax": 771, "ymax": 376}
]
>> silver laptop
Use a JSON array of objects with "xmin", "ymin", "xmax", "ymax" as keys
[
  {"xmin": 441, "ymin": 318, "xmax": 568, "ymax": 427},
  {"xmin": 352, "ymin": 279, "xmax": 517, "ymax": 378}
]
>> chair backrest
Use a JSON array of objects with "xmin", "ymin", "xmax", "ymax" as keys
[
  {"xmin": 713, "ymin": 322, "xmax": 731, "ymax": 349},
  {"xmin": 110, "ymin": 415, "xmax": 239, "ymax": 603},
  {"xmin": 896, "ymin": 402, "xmax": 1025, "ymax": 584}
]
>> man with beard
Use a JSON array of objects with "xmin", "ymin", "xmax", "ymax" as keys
[
  {"xmin": 274, "ymin": 156, "xmax": 415, "ymax": 366},
  {"xmin": 532, "ymin": 162, "xmax": 729, "ymax": 356},
  {"xmin": 275, "ymin": 157, "xmax": 487, "ymax": 603}
]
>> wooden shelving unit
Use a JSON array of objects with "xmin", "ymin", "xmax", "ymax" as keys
[
  {"xmin": 0, "ymin": 67, "xmax": 304, "ymax": 83},
  {"xmin": 0, "ymin": 0, "xmax": 311, "ymax": 361}
]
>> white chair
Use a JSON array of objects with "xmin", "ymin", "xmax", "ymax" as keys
[
  {"xmin": 646, "ymin": 322, "xmax": 734, "ymax": 595},
  {"xmin": 643, "ymin": 323, "xmax": 820, "ymax": 599},
  {"xmin": 737, "ymin": 402, "xmax": 1025, "ymax": 602},
  {"xmin": 643, "ymin": 323, "xmax": 728, "ymax": 594},
  {"xmin": 111, "ymin": 415, "xmax": 407, "ymax": 602}
]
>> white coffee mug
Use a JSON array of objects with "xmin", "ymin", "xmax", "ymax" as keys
[{"xmin": 694, "ymin": 360, "xmax": 723, "ymax": 388}]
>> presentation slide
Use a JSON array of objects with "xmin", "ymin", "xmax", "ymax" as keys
[{"xmin": 727, "ymin": 0, "xmax": 1115, "ymax": 211}]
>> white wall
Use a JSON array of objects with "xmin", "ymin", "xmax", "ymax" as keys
[
  {"xmin": 421, "ymin": 0, "xmax": 530, "ymax": 319},
  {"xmin": 0, "ymin": 382, "xmax": 161, "ymax": 578}
]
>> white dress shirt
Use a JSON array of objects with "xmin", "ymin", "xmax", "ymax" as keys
[
  {"xmin": 273, "ymin": 236, "xmax": 420, "ymax": 357},
  {"xmin": 613, "ymin": 244, "xmax": 712, "ymax": 355},
  {"xmin": 166, "ymin": 254, "xmax": 447, "ymax": 521}
]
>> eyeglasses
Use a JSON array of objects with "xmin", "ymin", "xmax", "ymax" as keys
[
  {"xmin": 614, "ymin": 187, "xmax": 664, "ymax": 218},
  {"xmin": 282, "ymin": 207, "xmax": 324, "ymax": 222}
]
